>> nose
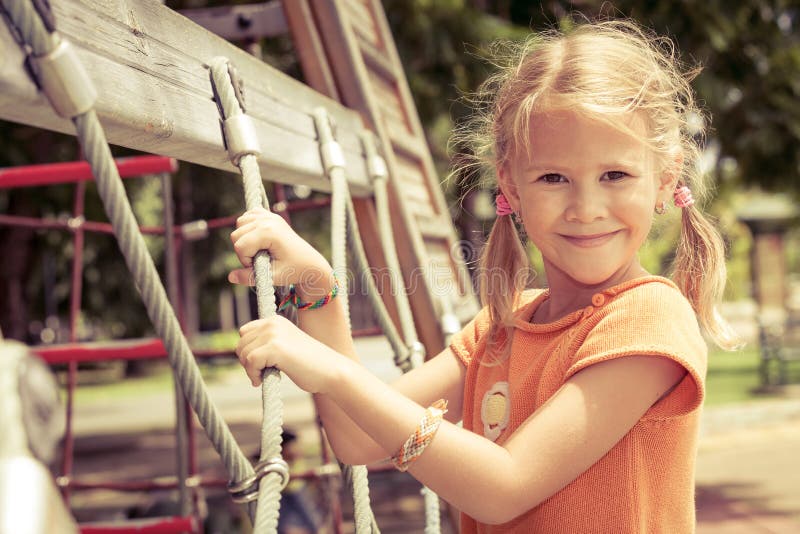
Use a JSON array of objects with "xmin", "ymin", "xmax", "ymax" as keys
[{"xmin": 564, "ymin": 183, "xmax": 608, "ymax": 223}]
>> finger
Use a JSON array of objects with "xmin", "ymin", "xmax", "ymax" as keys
[
  {"xmin": 235, "ymin": 207, "xmax": 270, "ymax": 228},
  {"xmin": 239, "ymin": 317, "xmax": 270, "ymax": 336},
  {"xmin": 235, "ymin": 337, "xmax": 266, "ymax": 386},
  {"xmin": 228, "ymin": 268, "xmax": 254, "ymax": 286},
  {"xmin": 244, "ymin": 346, "xmax": 273, "ymax": 386},
  {"xmin": 237, "ymin": 333, "xmax": 267, "ymax": 366},
  {"xmin": 232, "ymin": 227, "xmax": 275, "ymax": 268},
  {"xmin": 230, "ymin": 218, "xmax": 262, "ymax": 244}
]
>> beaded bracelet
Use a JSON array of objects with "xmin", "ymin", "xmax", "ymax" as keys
[
  {"xmin": 391, "ymin": 399, "xmax": 448, "ymax": 472},
  {"xmin": 277, "ymin": 275, "xmax": 339, "ymax": 312}
]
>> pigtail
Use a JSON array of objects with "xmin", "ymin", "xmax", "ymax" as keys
[
  {"xmin": 478, "ymin": 210, "xmax": 530, "ymax": 359},
  {"xmin": 671, "ymin": 205, "xmax": 741, "ymax": 350}
]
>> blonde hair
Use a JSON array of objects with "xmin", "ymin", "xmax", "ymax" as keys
[{"xmin": 455, "ymin": 19, "xmax": 739, "ymax": 354}]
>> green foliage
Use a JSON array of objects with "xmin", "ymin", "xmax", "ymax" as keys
[
  {"xmin": 383, "ymin": 0, "xmax": 798, "ymax": 290},
  {"xmin": 705, "ymin": 345, "xmax": 785, "ymax": 405}
]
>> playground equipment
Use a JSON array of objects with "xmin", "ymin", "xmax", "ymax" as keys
[{"xmin": 0, "ymin": 0, "xmax": 478, "ymax": 532}]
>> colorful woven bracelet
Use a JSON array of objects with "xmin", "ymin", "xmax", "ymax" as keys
[
  {"xmin": 391, "ymin": 399, "xmax": 448, "ymax": 472},
  {"xmin": 277, "ymin": 275, "xmax": 339, "ymax": 312}
]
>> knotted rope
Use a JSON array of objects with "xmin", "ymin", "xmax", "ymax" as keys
[
  {"xmin": 361, "ymin": 133, "xmax": 442, "ymax": 532},
  {"xmin": 209, "ymin": 57, "xmax": 287, "ymax": 533},
  {"xmin": 313, "ymin": 108, "xmax": 381, "ymax": 534}
]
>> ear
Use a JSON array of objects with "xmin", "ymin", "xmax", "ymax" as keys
[
  {"xmin": 656, "ymin": 150, "xmax": 684, "ymax": 204},
  {"xmin": 497, "ymin": 165, "xmax": 521, "ymax": 213}
]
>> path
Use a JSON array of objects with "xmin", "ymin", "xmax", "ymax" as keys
[{"xmin": 63, "ymin": 335, "xmax": 800, "ymax": 532}]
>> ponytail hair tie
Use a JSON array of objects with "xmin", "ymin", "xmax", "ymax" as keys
[
  {"xmin": 495, "ymin": 193, "xmax": 514, "ymax": 216},
  {"xmin": 673, "ymin": 186, "xmax": 695, "ymax": 209}
]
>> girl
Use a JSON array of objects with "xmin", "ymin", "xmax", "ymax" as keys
[{"xmin": 230, "ymin": 20, "xmax": 738, "ymax": 533}]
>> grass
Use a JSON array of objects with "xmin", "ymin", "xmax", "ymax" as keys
[
  {"xmin": 705, "ymin": 346, "xmax": 786, "ymax": 406},
  {"xmin": 66, "ymin": 338, "xmax": 785, "ymax": 408},
  {"xmin": 66, "ymin": 360, "xmax": 239, "ymax": 405}
]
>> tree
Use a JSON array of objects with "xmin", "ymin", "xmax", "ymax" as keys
[{"xmin": 386, "ymin": 0, "xmax": 800, "ymax": 196}]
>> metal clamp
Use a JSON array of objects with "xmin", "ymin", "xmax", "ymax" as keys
[
  {"xmin": 440, "ymin": 312, "xmax": 462, "ymax": 337},
  {"xmin": 393, "ymin": 346, "xmax": 412, "ymax": 371},
  {"xmin": 66, "ymin": 215, "xmax": 85, "ymax": 230},
  {"xmin": 360, "ymin": 131, "xmax": 388, "ymax": 182},
  {"xmin": 222, "ymin": 114, "xmax": 261, "ymax": 165},
  {"xmin": 312, "ymin": 108, "xmax": 346, "ymax": 173},
  {"xmin": 30, "ymin": 39, "xmax": 97, "ymax": 118},
  {"xmin": 181, "ymin": 220, "xmax": 209, "ymax": 241},
  {"xmin": 227, "ymin": 457, "xmax": 290, "ymax": 503},
  {"xmin": 408, "ymin": 340, "xmax": 426, "ymax": 362}
]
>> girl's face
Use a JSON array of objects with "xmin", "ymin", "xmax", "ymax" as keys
[{"xmin": 499, "ymin": 110, "xmax": 676, "ymax": 290}]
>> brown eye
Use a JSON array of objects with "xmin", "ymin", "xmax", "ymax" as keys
[
  {"xmin": 540, "ymin": 173, "xmax": 566, "ymax": 183},
  {"xmin": 605, "ymin": 171, "xmax": 628, "ymax": 181}
]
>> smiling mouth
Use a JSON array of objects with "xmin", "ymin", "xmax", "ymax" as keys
[{"xmin": 560, "ymin": 231, "xmax": 620, "ymax": 248}]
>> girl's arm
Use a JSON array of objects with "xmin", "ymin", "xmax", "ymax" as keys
[
  {"xmin": 333, "ymin": 352, "xmax": 684, "ymax": 524},
  {"xmin": 229, "ymin": 208, "xmax": 465, "ymax": 461},
  {"xmin": 292, "ymin": 289, "xmax": 466, "ymax": 464},
  {"xmin": 238, "ymin": 320, "xmax": 684, "ymax": 525}
]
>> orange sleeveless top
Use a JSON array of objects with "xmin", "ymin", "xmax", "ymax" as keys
[{"xmin": 449, "ymin": 276, "xmax": 707, "ymax": 533}]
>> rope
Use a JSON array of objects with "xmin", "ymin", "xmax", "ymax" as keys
[
  {"xmin": 208, "ymin": 57, "xmax": 285, "ymax": 533},
  {"xmin": 343, "ymin": 195, "xmax": 410, "ymax": 372},
  {"xmin": 422, "ymin": 487, "xmax": 443, "ymax": 534},
  {"xmin": 369, "ymin": 150, "xmax": 419, "ymax": 356},
  {"xmin": 77, "ymin": 102, "xmax": 263, "ymax": 508},
  {"xmin": 314, "ymin": 109, "xmax": 380, "ymax": 534},
  {"xmin": 0, "ymin": 0, "xmax": 259, "ymax": 521},
  {"xmin": 362, "ymin": 134, "xmax": 442, "ymax": 531}
]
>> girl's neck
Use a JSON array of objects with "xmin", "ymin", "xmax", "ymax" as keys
[{"xmin": 533, "ymin": 260, "xmax": 650, "ymax": 323}]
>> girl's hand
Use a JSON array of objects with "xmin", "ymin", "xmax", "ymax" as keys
[
  {"xmin": 236, "ymin": 315, "xmax": 345, "ymax": 393},
  {"xmin": 228, "ymin": 208, "xmax": 333, "ymax": 295}
]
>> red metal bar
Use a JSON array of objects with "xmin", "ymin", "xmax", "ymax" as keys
[
  {"xmin": 283, "ymin": 196, "xmax": 332, "ymax": 211},
  {"xmin": 62, "ymin": 463, "xmax": 343, "ymax": 493},
  {"xmin": 0, "ymin": 156, "xmax": 178, "ymax": 189},
  {"xmin": 32, "ymin": 339, "xmax": 236, "ymax": 365},
  {"xmin": 0, "ymin": 213, "xmax": 168, "ymax": 236},
  {"xmin": 202, "ymin": 215, "xmax": 237, "ymax": 231},
  {"xmin": 80, "ymin": 516, "xmax": 198, "ymax": 534},
  {"xmin": 62, "ymin": 179, "xmax": 88, "ymax": 504}
]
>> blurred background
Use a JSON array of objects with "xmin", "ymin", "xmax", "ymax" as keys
[{"xmin": 0, "ymin": 0, "xmax": 798, "ymax": 532}]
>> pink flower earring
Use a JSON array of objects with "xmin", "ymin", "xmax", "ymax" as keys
[
  {"xmin": 495, "ymin": 193, "xmax": 513, "ymax": 216},
  {"xmin": 673, "ymin": 186, "xmax": 695, "ymax": 208}
]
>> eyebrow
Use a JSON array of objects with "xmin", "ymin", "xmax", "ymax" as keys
[{"xmin": 523, "ymin": 161, "xmax": 642, "ymax": 173}]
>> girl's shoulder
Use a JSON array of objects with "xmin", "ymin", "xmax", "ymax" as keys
[
  {"xmin": 592, "ymin": 275, "xmax": 704, "ymax": 347},
  {"xmin": 603, "ymin": 275, "xmax": 694, "ymax": 316}
]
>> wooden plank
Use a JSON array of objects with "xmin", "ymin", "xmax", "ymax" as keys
[
  {"xmin": 388, "ymin": 131, "xmax": 427, "ymax": 161},
  {"xmin": 282, "ymin": 0, "xmax": 341, "ymax": 102},
  {"xmin": 179, "ymin": 1, "xmax": 288, "ymax": 41},
  {"xmin": 357, "ymin": 34, "xmax": 396, "ymax": 81},
  {"xmin": 368, "ymin": 0, "xmax": 458, "ymax": 226},
  {"xmin": 308, "ymin": 0, "xmax": 446, "ymax": 352},
  {"xmin": 0, "ymin": 0, "xmax": 373, "ymax": 196},
  {"xmin": 344, "ymin": 0, "xmax": 380, "ymax": 47},
  {"xmin": 284, "ymin": 0, "xmax": 404, "ymax": 332},
  {"xmin": 365, "ymin": 0, "xmax": 477, "ymax": 315},
  {"xmin": 303, "ymin": 0, "xmax": 480, "ymax": 354},
  {"xmin": 366, "ymin": 69, "xmax": 411, "ymax": 134}
]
